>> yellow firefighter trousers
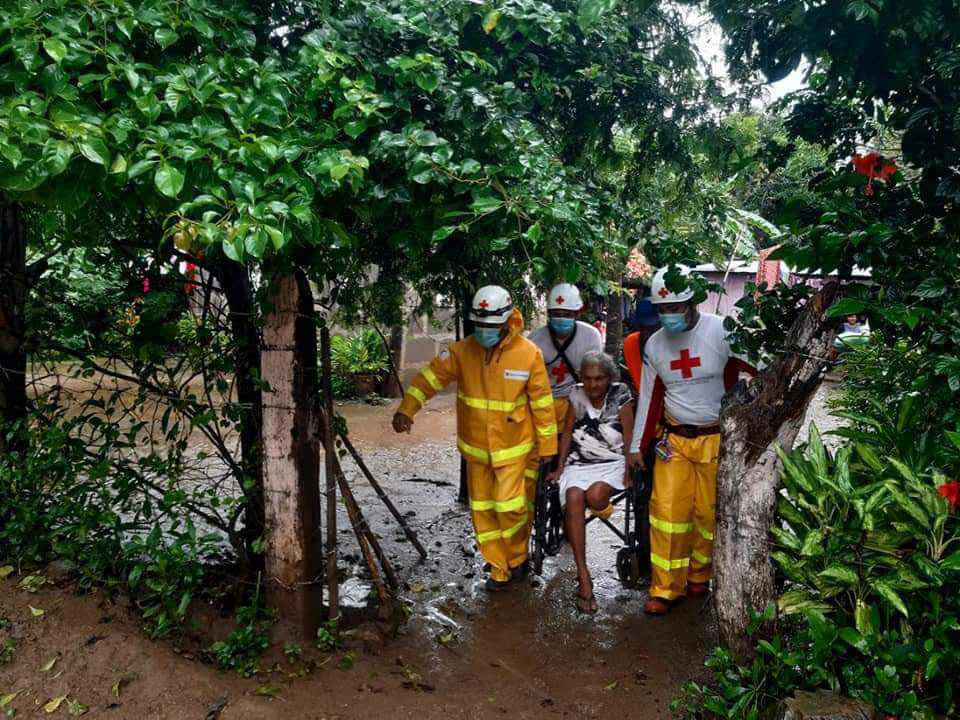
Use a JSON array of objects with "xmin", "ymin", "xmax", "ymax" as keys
[
  {"xmin": 524, "ymin": 396, "xmax": 571, "ymax": 520},
  {"xmin": 467, "ymin": 461, "xmax": 530, "ymax": 582},
  {"xmin": 648, "ymin": 432, "xmax": 721, "ymax": 601}
]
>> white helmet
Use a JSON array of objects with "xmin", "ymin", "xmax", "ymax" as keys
[
  {"xmin": 470, "ymin": 285, "xmax": 513, "ymax": 324},
  {"xmin": 547, "ymin": 283, "xmax": 584, "ymax": 311},
  {"xmin": 650, "ymin": 265, "xmax": 696, "ymax": 305}
]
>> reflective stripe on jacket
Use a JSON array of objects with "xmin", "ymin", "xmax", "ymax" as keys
[{"xmin": 397, "ymin": 309, "xmax": 558, "ymax": 466}]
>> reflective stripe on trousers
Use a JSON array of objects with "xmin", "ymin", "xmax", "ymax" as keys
[
  {"xmin": 648, "ymin": 433, "xmax": 721, "ymax": 601},
  {"xmin": 467, "ymin": 461, "xmax": 532, "ymax": 582}
]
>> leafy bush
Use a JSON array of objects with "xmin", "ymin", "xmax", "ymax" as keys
[
  {"xmin": 210, "ymin": 578, "xmax": 276, "ymax": 677},
  {"xmin": 0, "ymin": 416, "xmax": 220, "ymax": 639},
  {"xmin": 331, "ymin": 330, "xmax": 388, "ymax": 375},
  {"xmin": 679, "ymin": 402, "xmax": 960, "ymax": 719},
  {"xmin": 328, "ymin": 329, "xmax": 389, "ymax": 398}
]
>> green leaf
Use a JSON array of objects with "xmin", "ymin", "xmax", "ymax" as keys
[
  {"xmin": 78, "ymin": 139, "xmax": 110, "ymax": 166},
  {"xmin": 265, "ymin": 225, "xmax": 285, "ymax": 251},
  {"xmin": 344, "ymin": 120, "xmax": 368, "ymax": 138},
  {"xmin": 109, "ymin": 154, "xmax": 128, "ymax": 174},
  {"xmin": 827, "ymin": 297, "xmax": 867, "ymax": 318},
  {"xmin": 245, "ymin": 229, "xmax": 268, "ymax": 257},
  {"xmin": 941, "ymin": 551, "xmax": 960, "ymax": 571},
  {"xmin": 415, "ymin": 73, "xmax": 439, "ymax": 93},
  {"xmin": 154, "ymin": 163, "xmax": 185, "ymax": 198},
  {"xmin": 164, "ymin": 87, "xmax": 186, "ymax": 114},
  {"xmin": 945, "ymin": 430, "xmax": 960, "ymax": 452},
  {"xmin": 525, "ymin": 222, "xmax": 543, "ymax": 244},
  {"xmin": 482, "ymin": 10, "xmax": 501, "ymax": 33},
  {"xmin": 818, "ymin": 565, "xmax": 858, "ymax": 586},
  {"xmin": 116, "ymin": 17, "xmax": 136, "ymax": 39},
  {"xmin": 222, "ymin": 236, "xmax": 244, "ymax": 262},
  {"xmin": 2, "ymin": 144, "xmax": 23, "ymax": 169},
  {"xmin": 330, "ymin": 164, "xmax": 350, "ymax": 181},
  {"xmin": 854, "ymin": 442, "xmax": 884, "ymax": 472},
  {"xmin": 887, "ymin": 483, "xmax": 929, "ymax": 527},
  {"xmin": 471, "ymin": 194, "xmax": 503, "ymax": 214},
  {"xmin": 800, "ymin": 529, "xmax": 824, "ymax": 557},
  {"xmin": 43, "ymin": 37, "xmax": 67, "ymax": 64},
  {"xmin": 838, "ymin": 627, "xmax": 868, "ymax": 653},
  {"xmin": 154, "ymin": 28, "xmax": 179, "ymax": 49},
  {"xmin": 432, "ymin": 226, "xmax": 455, "ymax": 242},
  {"xmin": 127, "ymin": 159, "xmax": 156, "ymax": 179},
  {"xmin": 871, "ymin": 580, "xmax": 908, "ymax": 617}
]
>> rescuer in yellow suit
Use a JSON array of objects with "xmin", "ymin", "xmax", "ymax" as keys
[{"xmin": 393, "ymin": 285, "xmax": 558, "ymax": 591}]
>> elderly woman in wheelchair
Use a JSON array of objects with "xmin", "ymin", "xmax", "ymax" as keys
[{"xmin": 545, "ymin": 350, "xmax": 634, "ymax": 614}]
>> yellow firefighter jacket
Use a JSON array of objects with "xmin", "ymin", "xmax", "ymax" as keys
[{"xmin": 397, "ymin": 309, "xmax": 557, "ymax": 466}]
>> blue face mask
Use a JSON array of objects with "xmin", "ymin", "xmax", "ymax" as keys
[
  {"xmin": 548, "ymin": 317, "xmax": 575, "ymax": 335},
  {"xmin": 660, "ymin": 313, "xmax": 688, "ymax": 334},
  {"xmin": 474, "ymin": 327, "xmax": 502, "ymax": 348}
]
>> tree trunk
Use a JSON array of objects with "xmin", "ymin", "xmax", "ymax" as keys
[
  {"xmin": 604, "ymin": 284, "xmax": 623, "ymax": 357},
  {"xmin": 0, "ymin": 202, "xmax": 26, "ymax": 451},
  {"xmin": 382, "ymin": 324, "xmax": 406, "ymax": 398},
  {"xmin": 714, "ymin": 282, "xmax": 840, "ymax": 662},
  {"xmin": 261, "ymin": 269, "xmax": 323, "ymax": 640},
  {"xmin": 458, "ymin": 286, "xmax": 474, "ymax": 505},
  {"xmin": 214, "ymin": 259, "xmax": 265, "ymax": 573}
]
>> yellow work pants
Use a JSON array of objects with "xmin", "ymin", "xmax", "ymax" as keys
[
  {"xmin": 524, "ymin": 396, "xmax": 570, "ymax": 517},
  {"xmin": 467, "ymin": 461, "xmax": 530, "ymax": 582},
  {"xmin": 648, "ymin": 433, "xmax": 721, "ymax": 601}
]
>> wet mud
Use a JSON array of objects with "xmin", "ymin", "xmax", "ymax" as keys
[{"xmin": 0, "ymin": 373, "xmax": 835, "ymax": 718}]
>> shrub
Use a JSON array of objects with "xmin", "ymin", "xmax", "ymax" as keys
[
  {"xmin": 679, "ymin": 401, "xmax": 960, "ymax": 719},
  {"xmin": 328, "ymin": 329, "xmax": 390, "ymax": 398}
]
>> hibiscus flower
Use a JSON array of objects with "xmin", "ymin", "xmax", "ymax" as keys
[
  {"xmin": 938, "ymin": 482, "xmax": 960, "ymax": 512},
  {"xmin": 851, "ymin": 152, "xmax": 897, "ymax": 195}
]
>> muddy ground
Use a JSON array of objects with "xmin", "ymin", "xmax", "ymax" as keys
[{"xmin": 0, "ymin": 380, "xmax": 840, "ymax": 720}]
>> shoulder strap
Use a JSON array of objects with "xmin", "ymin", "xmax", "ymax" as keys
[{"xmin": 546, "ymin": 324, "xmax": 580, "ymax": 383}]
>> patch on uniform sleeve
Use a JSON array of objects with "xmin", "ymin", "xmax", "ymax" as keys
[{"xmin": 504, "ymin": 369, "xmax": 530, "ymax": 381}]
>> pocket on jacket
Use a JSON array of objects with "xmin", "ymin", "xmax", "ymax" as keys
[{"xmin": 507, "ymin": 405, "xmax": 527, "ymax": 424}]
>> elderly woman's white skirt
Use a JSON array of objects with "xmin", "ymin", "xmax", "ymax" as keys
[{"xmin": 558, "ymin": 458, "xmax": 626, "ymax": 505}]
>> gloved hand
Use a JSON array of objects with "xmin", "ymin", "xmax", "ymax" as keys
[{"xmin": 392, "ymin": 412, "xmax": 413, "ymax": 433}]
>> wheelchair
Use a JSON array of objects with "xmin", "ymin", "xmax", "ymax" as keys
[{"xmin": 531, "ymin": 461, "xmax": 653, "ymax": 589}]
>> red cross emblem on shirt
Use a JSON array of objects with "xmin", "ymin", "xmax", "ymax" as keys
[
  {"xmin": 555, "ymin": 295, "xmax": 565, "ymax": 305},
  {"xmin": 670, "ymin": 349, "xmax": 701, "ymax": 379},
  {"xmin": 479, "ymin": 300, "xmax": 489, "ymax": 309},
  {"xmin": 551, "ymin": 362, "xmax": 568, "ymax": 383},
  {"xmin": 658, "ymin": 287, "xmax": 669, "ymax": 298}
]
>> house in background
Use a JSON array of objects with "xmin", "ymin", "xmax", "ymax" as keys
[{"xmin": 694, "ymin": 251, "xmax": 872, "ymax": 317}]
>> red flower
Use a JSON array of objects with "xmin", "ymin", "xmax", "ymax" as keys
[
  {"xmin": 938, "ymin": 482, "xmax": 960, "ymax": 512},
  {"xmin": 850, "ymin": 152, "xmax": 897, "ymax": 195}
]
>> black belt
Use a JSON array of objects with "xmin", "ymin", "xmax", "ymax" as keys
[{"xmin": 665, "ymin": 423, "xmax": 721, "ymax": 438}]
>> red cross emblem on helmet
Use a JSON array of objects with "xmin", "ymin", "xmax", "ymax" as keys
[
  {"xmin": 479, "ymin": 300, "xmax": 489, "ymax": 309},
  {"xmin": 556, "ymin": 296, "xmax": 565, "ymax": 305},
  {"xmin": 658, "ymin": 287, "xmax": 669, "ymax": 298}
]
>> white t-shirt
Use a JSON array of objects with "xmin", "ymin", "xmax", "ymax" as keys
[
  {"xmin": 528, "ymin": 321, "xmax": 603, "ymax": 398},
  {"xmin": 629, "ymin": 313, "xmax": 752, "ymax": 453}
]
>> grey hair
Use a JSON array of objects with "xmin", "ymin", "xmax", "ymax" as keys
[{"xmin": 579, "ymin": 350, "xmax": 619, "ymax": 382}]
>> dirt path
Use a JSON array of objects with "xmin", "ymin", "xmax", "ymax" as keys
[{"xmin": 1, "ymin": 383, "xmax": 838, "ymax": 719}]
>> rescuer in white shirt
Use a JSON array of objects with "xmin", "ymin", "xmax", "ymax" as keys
[{"xmin": 628, "ymin": 265, "xmax": 755, "ymax": 616}]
